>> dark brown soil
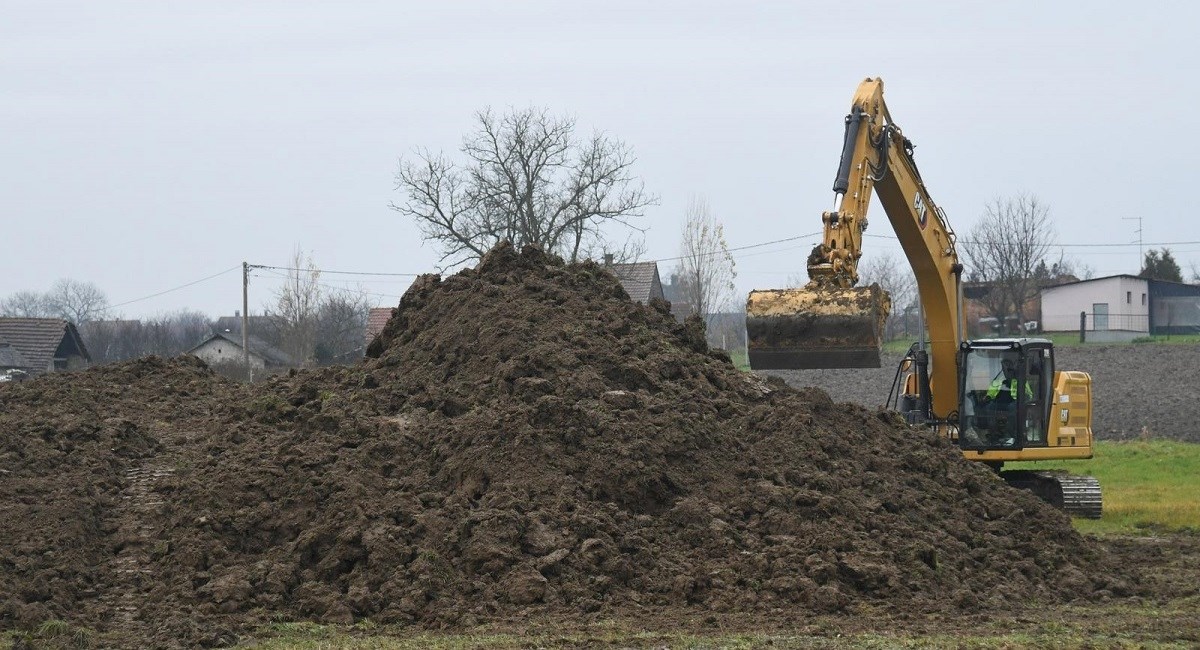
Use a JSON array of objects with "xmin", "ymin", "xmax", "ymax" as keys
[
  {"xmin": 764, "ymin": 343, "xmax": 1200, "ymax": 443},
  {"xmin": 0, "ymin": 245, "xmax": 1145, "ymax": 648}
]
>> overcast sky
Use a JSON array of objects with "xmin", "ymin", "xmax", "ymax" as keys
[{"xmin": 4, "ymin": 0, "xmax": 1198, "ymax": 319}]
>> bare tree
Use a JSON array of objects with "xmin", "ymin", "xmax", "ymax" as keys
[
  {"xmin": 45, "ymin": 278, "xmax": 110, "ymax": 324},
  {"xmin": 267, "ymin": 248, "xmax": 322, "ymax": 365},
  {"xmin": 1, "ymin": 281, "xmax": 108, "ymax": 323},
  {"xmin": 81, "ymin": 310, "xmax": 214, "ymax": 364},
  {"xmin": 392, "ymin": 106, "xmax": 657, "ymax": 267},
  {"xmin": 314, "ymin": 288, "xmax": 373, "ymax": 364},
  {"xmin": 583, "ymin": 231, "xmax": 648, "ymax": 265},
  {"xmin": 0, "ymin": 290, "xmax": 54, "ymax": 317},
  {"xmin": 961, "ymin": 195, "xmax": 1056, "ymax": 333},
  {"xmin": 858, "ymin": 252, "xmax": 917, "ymax": 340},
  {"xmin": 674, "ymin": 196, "xmax": 736, "ymax": 320}
]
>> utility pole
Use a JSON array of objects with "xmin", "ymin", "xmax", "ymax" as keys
[
  {"xmin": 1123, "ymin": 216, "xmax": 1144, "ymax": 270},
  {"xmin": 242, "ymin": 262, "xmax": 251, "ymax": 382}
]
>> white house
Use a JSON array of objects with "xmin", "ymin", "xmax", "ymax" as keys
[
  {"xmin": 1041, "ymin": 274, "xmax": 1200, "ymax": 341},
  {"xmin": 187, "ymin": 331, "xmax": 296, "ymax": 370},
  {"xmin": 1041, "ymin": 274, "xmax": 1149, "ymax": 340}
]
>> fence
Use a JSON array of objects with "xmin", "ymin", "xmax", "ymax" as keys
[{"xmin": 1078, "ymin": 311, "xmax": 1148, "ymax": 343}]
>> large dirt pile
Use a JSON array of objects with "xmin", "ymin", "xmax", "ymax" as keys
[{"xmin": 0, "ymin": 245, "xmax": 1129, "ymax": 647}]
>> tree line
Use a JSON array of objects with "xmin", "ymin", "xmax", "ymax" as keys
[{"xmin": 0, "ymin": 258, "xmax": 374, "ymax": 369}]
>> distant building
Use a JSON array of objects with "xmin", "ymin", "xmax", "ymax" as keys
[
  {"xmin": 365, "ymin": 307, "xmax": 393, "ymax": 347},
  {"xmin": 187, "ymin": 331, "xmax": 296, "ymax": 371},
  {"xmin": 0, "ymin": 318, "xmax": 91, "ymax": 376},
  {"xmin": 603, "ymin": 256, "xmax": 665, "ymax": 304},
  {"xmin": 0, "ymin": 336, "xmax": 30, "ymax": 377},
  {"xmin": 1041, "ymin": 274, "xmax": 1200, "ymax": 341},
  {"xmin": 660, "ymin": 273, "xmax": 696, "ymax": 323}
]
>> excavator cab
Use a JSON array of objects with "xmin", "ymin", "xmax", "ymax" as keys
[{"xmin": 957, "ymin": 339, "xmax": 1054, "ymax": 451}]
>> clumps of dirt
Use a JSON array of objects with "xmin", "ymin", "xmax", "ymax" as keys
[
  {"xmin": 0, "ymin": 357, "xmax": 240, "ymax": 633},
  {"xmin": 0, "ymin": 244, "xmax": 1132, "ymax": 647}
]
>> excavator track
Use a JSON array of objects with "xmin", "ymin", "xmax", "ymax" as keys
[{"xmin": 1002, "ymin": 470, "xmax": 1102, "ymax": 519}]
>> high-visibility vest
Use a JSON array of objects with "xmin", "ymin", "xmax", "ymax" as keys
[{"xmin": 987, "ymin": 377, "xmax": 1033, "ymax": 400}]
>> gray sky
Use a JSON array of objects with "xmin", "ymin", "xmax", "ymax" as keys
[{"xmin": 4, "ymin": 0, "xmax": 1198, "ymax": 318}]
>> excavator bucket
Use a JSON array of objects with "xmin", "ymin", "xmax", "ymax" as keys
[{"xmin": 745, "ymin": 284, "xmax": 891, "ymax": 370}]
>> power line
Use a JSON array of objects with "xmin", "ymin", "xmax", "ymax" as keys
[
  {"xmin": 652, "ymin": 231, "xmax": 823, "ymax": 264},
  {"xmin": 250, "ymin": 264, "xmax": 421, "ymax": 277},
  {"xmin": 250, "ymin": 268, "xmax": 405, "ymax": 301},
  {"xmin": 862, "ymin": 232, "xmax": 1200, "ymax": 248},
  {"xmin": 109, "ymin": 265, "xmax": 242, "ymax": 309}
]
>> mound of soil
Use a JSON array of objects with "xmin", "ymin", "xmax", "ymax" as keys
[{"xmin": 0, "ymin": 245, "xmax": 1132, "ymax": 647}]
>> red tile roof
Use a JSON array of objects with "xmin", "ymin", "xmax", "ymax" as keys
[{"xmin": 365, "ymin": 307, "xmax": 394, "ymax": 346}]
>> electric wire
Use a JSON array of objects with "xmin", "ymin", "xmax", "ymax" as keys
[
  {"xmin": 249, "ymin": 268, "xmax": 405, "ymax": 301},
  {"xmin": 249, "ymin": 264, "xmax": 421, "ymax": 277},
  {"xmin": 651, "ymin": 231, "xmax": 823, "ymax": 264},
  {"xmin": 108, "ymin": 265, "xmax": 242, "ymax": 309}
]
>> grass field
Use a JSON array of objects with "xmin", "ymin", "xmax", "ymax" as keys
[
  {"xmin": 235, "ymin": 618, "xmax": 1200, "ymax": 649},
  {"xmin": 1024, "ymin": 439, "xmax": 1200, "ymax": 535}
]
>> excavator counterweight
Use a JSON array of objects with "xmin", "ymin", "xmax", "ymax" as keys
[{"xmin": 746, "ymin": 285, "xmax": 889, "ymax": 369}]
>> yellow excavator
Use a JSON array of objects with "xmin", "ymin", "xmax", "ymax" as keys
[{"xmin": 747, "ymin": 78, "xmax": 1101, "ymax": 518}]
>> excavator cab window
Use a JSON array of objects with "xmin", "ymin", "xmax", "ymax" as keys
[
  {"xmin": 1023, "ymin": 348, "xmax": 1053, "ymax": 446},
  {"xmin": 958, "ymin": 344, "xmax": 1048, "ymax": 450}
]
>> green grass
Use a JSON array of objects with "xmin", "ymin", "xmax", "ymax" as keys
[
  {"xmin": 235, "ymin": 606, "xmax": 1200, "ymax": 649},
  {"xmin": 1022, "ymin": 439, "xmax": 1200, "ymax": 535},
  {"xmin": 727, "ymin": 348, "xmax": 750, "ymax": 371}
]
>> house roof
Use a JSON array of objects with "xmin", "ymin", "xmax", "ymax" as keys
[
  {"xmin": 0, "ymin": 318, "xmax": 91, "ymax": 373},
  {"xmin": 1042, "ymin": 274, "xmax": 1145, "ymax": 290},
  {"xmin": 365, "ymin": 307, "xmax": 393, "ymax": 345},
  {"xmin": 188, "ymin": 331, "xmax": 297, "ymax": 367},
  {"xmin": 0, "ymin": 336, "xmax": 29, "ymax": 369},
  {"xmin": 606, "ymin": 262, "xmax": 663, "ymax": 303}
]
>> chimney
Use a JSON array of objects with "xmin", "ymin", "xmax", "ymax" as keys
[{"xmin": 604, "ymin": 253, "xmax": 614, "ymax": 266}]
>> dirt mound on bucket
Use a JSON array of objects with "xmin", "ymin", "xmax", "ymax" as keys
[{"xmin": 0, "ymin": 244, "xmax": 1129, "ymax": 647}]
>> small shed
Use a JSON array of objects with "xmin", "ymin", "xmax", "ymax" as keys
[
  {"xmin": 187, "ymin": 331, "xmax": 296, "ymax": 371},
  {"xmin": 1149, "ymin": 279, "xmax": 1200, "ymax": 335},
  {"xmin": 0, "ymin": 318, "xmax": 91, "ymax": 376},
  {"xmin": 1041, "ymin": 274, "xmax": 1200, "ymax": 339}
]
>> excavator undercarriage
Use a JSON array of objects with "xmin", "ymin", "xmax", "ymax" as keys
[{"xmin": 1000, "ymin": 470, "xmax": 1103, "ymax": 519}]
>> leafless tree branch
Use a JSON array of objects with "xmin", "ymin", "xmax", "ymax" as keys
[
  {"xmin": 392, "ymin": 106, "xmax": 657, "ymax": 267},
  {"xmin": 961, "ymin": 194, "xmax": 1055, "ymax": 333}
]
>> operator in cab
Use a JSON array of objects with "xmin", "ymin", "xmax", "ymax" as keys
[
  {"xmin": 981, "ymin": 356, "xmax": 1034, "ymax": 447},
  {"xmin": 987, "ymin": 358, "xmax": 1034, "ymax": 403}
]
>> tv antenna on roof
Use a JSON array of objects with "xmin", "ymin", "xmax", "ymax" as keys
[{"xmin": 1123, "ymin": 216, "xmax": 1143, "ymax": 269}]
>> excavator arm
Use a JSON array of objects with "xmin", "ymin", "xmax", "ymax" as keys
[{"xmin": 747, "ymin": 77, "xmax": 965, "ymax": 422}]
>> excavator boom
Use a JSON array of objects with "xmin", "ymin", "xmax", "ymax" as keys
[{"xmin": 746, "ymin": 77, "xmax": 963, "ymax": 423}]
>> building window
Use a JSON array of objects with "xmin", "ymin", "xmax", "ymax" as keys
[
  {"xmin": 1126, "ymin": 291, "xmax": 1132, "ymax": 304},
  {"xmin": 1142, "ymin": 293, "xmax": 1147, "ymax": 306}
]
